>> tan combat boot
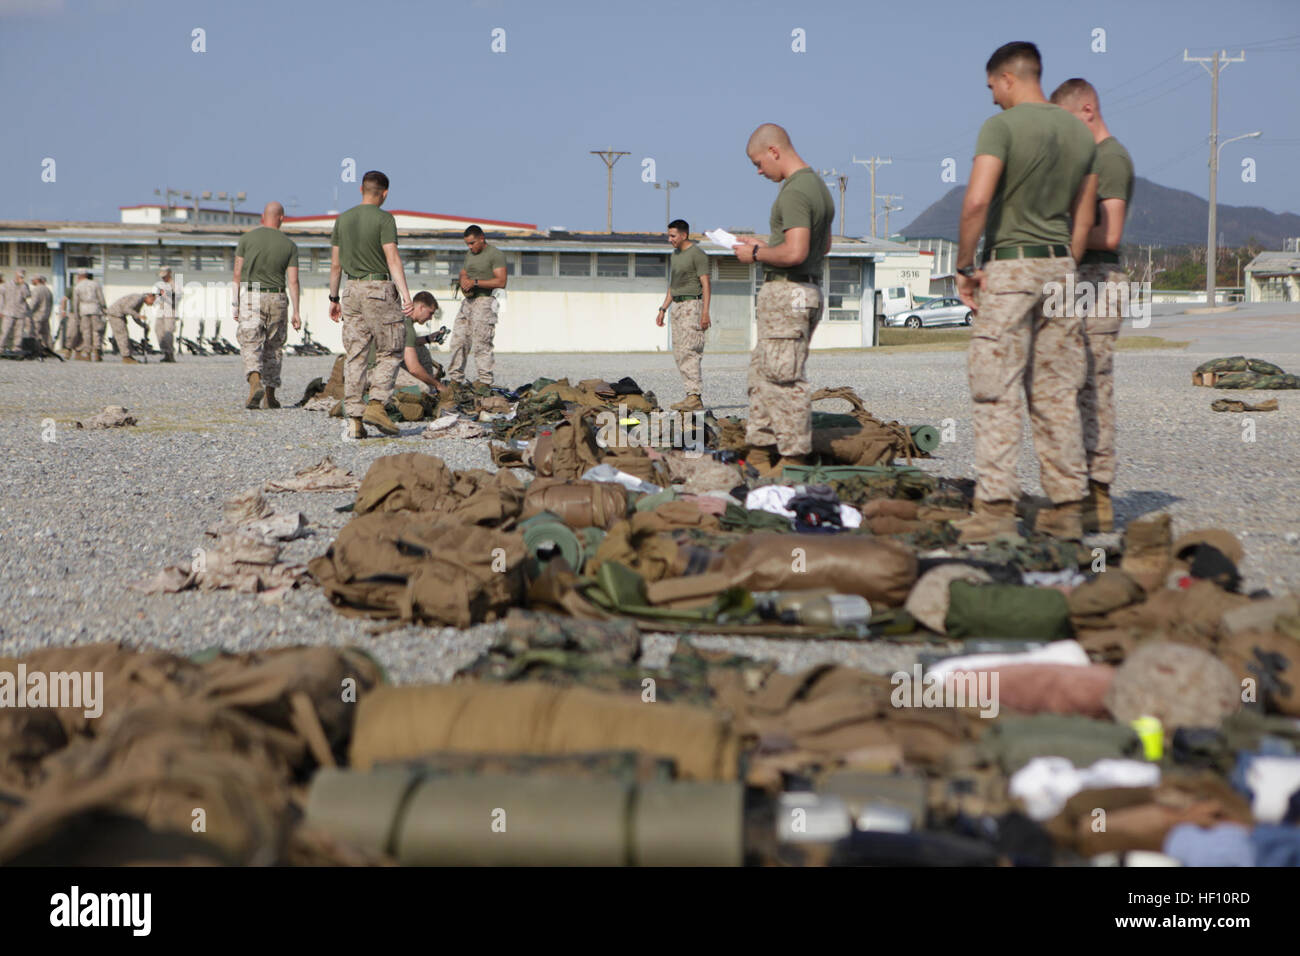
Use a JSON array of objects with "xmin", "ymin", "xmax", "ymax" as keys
[
  {"xmin": 263, "ymin": 387, "xmax": 281, "ymax": 409},
  {"xmin": 246, "ymin": 371, "xmax": 264, "ymax": 409},
  {"xmin": 122, "ymin": 355, "xmax": 138, "ymax": 365},
  {"xmin": 953, "ymin": 500, "xmax": 1019, "ymax": 544},
  {"xmin": 92, "ymin": 351, "xmax": 102, "ymax": 362},
  {"xmin": 329, "ymin": 400, "xmax": 344, "ymax": 418},
  {"xmin": 1081, "ymin": 480, "xmax": 1114, "ymax": 533},
  {"xmin": 1034, "ymin": 499, "xmax": 1085, "ymax": 541},
  {"xmin": 346, "ymin": 418, "xmax": 368, "ymax": 440},
  {"xmin": 671, "ymin": 394, "xmax": 704, "ymax": 412},
  {"xmin": 362, "ymin": 399, "xmax": 400, "ymax": 435}
]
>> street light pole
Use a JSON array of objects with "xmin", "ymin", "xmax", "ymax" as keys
[
  {"xmin": 1209, "ymin": 130, "xmax": 1262, "ymax": 302},
  {"xmin": 590, "ymin": 150, "xmax": 630, "ymax": 232},
  {"xmin": 1185, "ymin": 48, "xmax": 1246, "ymax": 307},
  {"xmin": 655, "ymin": 180, "xmax": 679, "ymax": 225}
]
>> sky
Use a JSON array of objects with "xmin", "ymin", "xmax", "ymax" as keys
[{"xmin": 1, "ymin": 0, "xmax": 1297, "ymax": 236}]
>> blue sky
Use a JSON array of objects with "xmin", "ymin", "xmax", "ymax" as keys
[{"xmin": 1, "ymin": 0, "xmax": 1296, "ymax": 235}]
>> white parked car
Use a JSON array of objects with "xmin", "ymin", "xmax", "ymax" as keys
[{"xmin": 887, "ymin": 296, "xmax": 972, "ymax": 329}]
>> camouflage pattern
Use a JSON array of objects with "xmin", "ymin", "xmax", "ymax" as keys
[
  {"xmin": 28, "ymin": 283, "xmax": 53, "ymax": 349},
  {"xmin": 72, "ymin": 277, "xmax": 105, "ymax": 316},
  {"xmin": 968, "ymin": 257, "xmax": 1087, "ymax": 505},
  {"xmin": 746, "ymin": 279, "xmax": 823, "ymax": 456},
  {"xmin": 72, "ymin": 277, "xmax": 106, "ymax": 358},
  {"xmin": 342, "ymin": 279, "xmax": 403, "ymax": 419},
  {"xmin": 155, "ymin": 275, "xmax": 177, "ymax": 360},
  {"xmin": 0, "ymin": 279, "xmax": 30, "ymax": 349},
  {"xmin": 446, "ymin": 295, "xmax": 497, "ymax": 386},
  {"xmin": 671, "ymin": 298, "xmax": 706, "ymax": 395},
  {"xmin": 455, "ymin": 609, "xmax": 774, "ymax": 707},
  {"xmin": 1194, "ymin": 356, "xmax": 1286, "ymax": 376},
  {"xmin": 1213, "ymin": 371, "xmax": 1300, "ymax": 390},
  {"xmin": 1076, "ymin": 263, "xmax": 1126, "ymax": 485},
  {"xmin": 236, "ymin": 290, "xmax": 290, "ymax": 388}
]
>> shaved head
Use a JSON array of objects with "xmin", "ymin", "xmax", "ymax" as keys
[
  {"xmin": 1051, "ymin": 78, "xmax": 1099, "ymax": 108},
  {"xmin": 747, "ymin": 123, "xmax": 792, "ymax": 154},
  {"xmin": 262, "ymin": 201, "xmax": 285, "ymax": 227}
]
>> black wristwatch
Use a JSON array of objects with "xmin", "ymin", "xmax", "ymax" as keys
[
  {"xmin": 957, "ymin": 266, "xmax": 977, "ymax": 278},
  {"xmin": 328, "ymin": 294, "xmax": 340, "ymax": 303},
  {"xmin": 751, "ymin": 245, "xmax": 760, "ymax": 264}
]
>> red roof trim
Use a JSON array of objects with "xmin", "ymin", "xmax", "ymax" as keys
[{"xmin": 281, "ymin": 209, "xmax": 537, "ymax": 230}]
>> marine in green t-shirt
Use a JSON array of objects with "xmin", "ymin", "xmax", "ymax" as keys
[
  {"xmin": 331, "ymin": 203, "xmax": 398, "ymax": 279},
  {"xmin": 327, "ymin": 170, "xmax": 415, "ymax": 439},
  {"xmin": 657, "ymin": 219, "xmax": 714, "ymax": 411},
  {"xmin": 232, "ymin": 202, "xmax": 303, "ymax": 410},
  {"xmin": 731, "ymin": 123, "xmax": 836, "ymax": 465},
  {"xmin": 448, "ymin": 226, "xmax": 508, "ymax": 388},
  {"xmin": 669, "ymin": 241, "xmax": 709, "ymax": 297},
  {"xmin": 973, "ymin": 102, "xmax": 1097, "ymax": 252},
  {"xmin": 763, "ymin": 167, "xmax": 835, "ymax": 279},
  {"xmin": 953, "ymin": 42, "xmax": 1099, "ymax": 542}
]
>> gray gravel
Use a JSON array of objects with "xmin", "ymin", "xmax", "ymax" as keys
[{"xmin": 1, "ymin": 345, "xmax": 1297, "ymax": 681}]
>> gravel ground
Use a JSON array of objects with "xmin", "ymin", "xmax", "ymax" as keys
[{"xmin": 1, "ymin": 345, "xmax": 1298, "ymax": 681}]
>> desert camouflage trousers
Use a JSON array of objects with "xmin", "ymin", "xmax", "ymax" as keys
[
  {"xmin": 0, "ymin": 313, "xmax": 27, "ymax": 350},
  {"xmin": 968, "ymin": 256, "xmax": 1087, "ymax": 505},
  {"xmin": 671, "ymin": 299, "xmax": 706, "ymax": 396},
  {"xmin": 342, "ymin": 280, "xmax": 403, "ymax": 419},
  {"xmin": 1076, "ymin": 262, "xmax": 1126, "ymax": 486},
  {"xmin": 105, "ymin": 309, "xmax": 137, "ymax": 358},
  {"xmin": 746, "ymin": 280, "xmax": 823, "ymax": 456},
  {"xmin": 447, "ymin": 295, "xmax": 497, "ymax": 386},
  {"xmin": 237, "ymin": 291, "xmax": 289, "ymax": 387},
  {"xmin": 67, "ymin": 312, "xmax": 104, "ymax": 356}
]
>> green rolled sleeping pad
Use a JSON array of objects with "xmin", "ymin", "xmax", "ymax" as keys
[
  {"xmin": 909, "ymin": 425, "xmax": 941, "ymax": 453},
  {"xmin": 520, "ymin": 511, "xmax": 584, "ymax": 570},
  {"xmin": 306, "ymin": 770, "xmax": 745, "ymax": 866}
]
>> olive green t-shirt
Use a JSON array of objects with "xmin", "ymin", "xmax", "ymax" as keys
[
  {"xmin": 974, "ymin": 103, "xmax": 1097, "ymax": 251},
  {"xmin": 1094, "ymin": 136, "xmax": 1135, "ymax": 218},
  {"xmin": 767, "ymin": 167, "xmax": 835, "ymax": 278},
  {"xmin": 463, "ymin": 243, "xmax": 507, "ymax": 282},
  {"xmin": 235, "ymin": 226, "xmax": 298, "ymax": 290},
  {"xmin": 669, "ymin": 242, "xmax": 709, "ymax": 296},
  {"xmin": 331, "ymin": 203, "xmax": 398, "ymax": 278}
]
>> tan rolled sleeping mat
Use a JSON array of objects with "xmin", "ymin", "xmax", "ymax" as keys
[
  {"xmin": 349, "ymin": 683, "xmax": 739, "ymax": 781},
  {"xmin": 718, "ymin": 533, "xmax": 918, "ymax": 607},
  {"xmin": 303, "ymin": 766, "xmax": 420, "ymax": 858},
  {"xmin": 520, "ymin": 478, "xmax": 629, "ymax": 529}
]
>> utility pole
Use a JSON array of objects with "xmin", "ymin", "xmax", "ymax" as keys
[
  {"xmin": 820, "ymin": 169, "xmax": 849, "ymax": 237},
  {"xmin": 1185, "ymin": 48, "xmax": 1245, "ymax": 307},
  {"xmin": 879, "ymin": 194, "xmax": 903, "ymax": 239},
  {"xmin": 654, "ymin": 180, "xmax": 679, "ymax": 225},
  {"xmin": 852, "ymin": 155, "xmax": 891, "ymax": 238},
  {"xmin": 590, "ymin": 150, "xmax": 629, "ymax": 233}
]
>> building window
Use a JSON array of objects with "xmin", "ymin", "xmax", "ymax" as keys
[
  {"xmin": 0, "ymin": 243, "xmax": 9, "ymax": 266},
  {"xmin": 402, "ymin": 251, "xmax": 430, "ymax": 275},
  {"xmin": 521, "ymin": 252, "xmax": 552, "ymax": 276},
  {"xmin": 596, "ymin": 253, "xmax": 629, "ymax": 278},
  {"xmin": 115, "ymin": 248, "xmax": 145, "ymax": 271},
  {"xmin": 827, "ymin": 260, "xmax": 861, "ymax": 319},
  {"xmin": 297, "ymin": 251, "xmax": 312, "ymax": 274},
  {"xmin": 317, "ymin": 250, "xmax": 334, "ymax": 273},
  {"xmin": 716, "ymin": 256, "xmax": 749, "ymax": 281},
  {"xmin": 558, "ymin": 252, "xmax": 591, "ymax": 277},
  {"xmin": 157, "ymin": 248, "xmax": 184, "ymax": 268},
  {"xmin": 431, "ymin": 253, "xmax": 462, "ymax": 278},
  {"xmin": 634, "ymin": 254, "xmax": 667, "ymax": 278},
  {"xmin": 196, "ymin": 249, "xmax": 228, "ymax": 272},
  {"xmin": 15, "ymin": 243, "xmax": 51, "ymax": 267}
]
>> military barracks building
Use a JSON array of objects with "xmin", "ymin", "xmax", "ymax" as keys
[{"xmin": 0, "ymin": 207, "xmax": 933, "ymax": 354}]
